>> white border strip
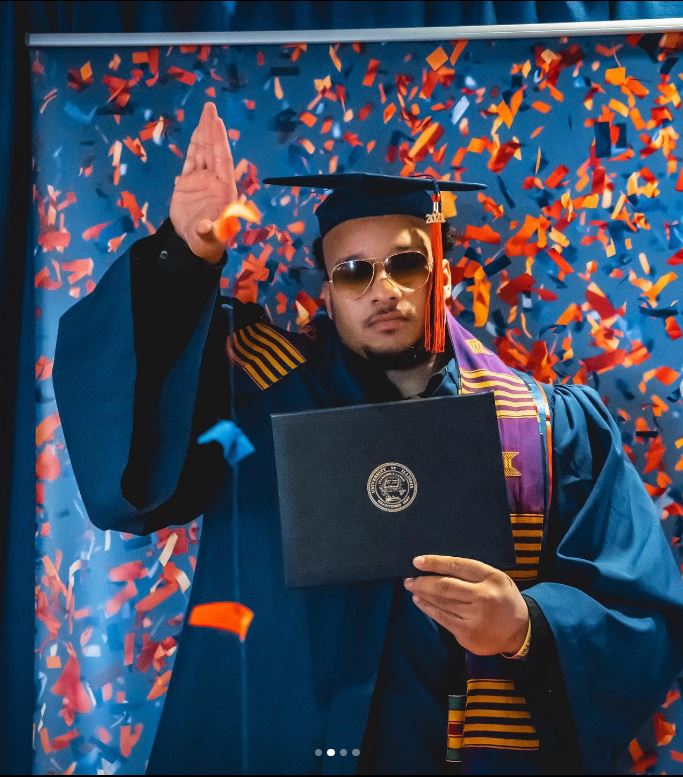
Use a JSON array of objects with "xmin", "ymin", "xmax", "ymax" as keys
[{"xmin": 25, "ymin": 18, "xmax": 683, "ymax": 47}]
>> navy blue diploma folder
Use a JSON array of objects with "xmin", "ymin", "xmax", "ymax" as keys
[{"xmin": 271, "ymin": 392, "xmax": 516, "ymax": 588}]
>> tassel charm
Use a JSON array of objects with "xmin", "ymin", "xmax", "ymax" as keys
[{"xmin": 424, "ymin": 192, "xmax": 446, "ymax": 353}]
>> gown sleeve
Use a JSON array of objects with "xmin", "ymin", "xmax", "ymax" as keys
[
  {"xmin": 53, "ymin": 218, "xmax": 249, "ymax": 536},
  {"xmin": 516, "ymin": 383, "xmax": 683, "ymax": 773}
]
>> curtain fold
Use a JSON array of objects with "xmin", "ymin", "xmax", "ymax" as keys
[{"xmin": 2, "ymin": 2, "xmax": 682, "ymax": 774}]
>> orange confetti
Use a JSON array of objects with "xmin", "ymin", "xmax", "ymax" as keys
[
  {"xmin": 665, "ymin": 316, "xmax": 683, "ymax": 340},
  {"xmin": 408, "ymin": 121, "xmax": 444, "ymax": 160},
  {"xmin": 642, "ymin": 366, "xmax": 679, "ymax": 385},
  {"xmin": 488, "ymin": 140, "xmax": 521, "ymax": 173},
  {"xmin": 470, "ymin": 267, "xmax": 490, "ymax": 327},
  {"xmin": 362, "ymin": 59, "xmax": 380, "ymax": 87},
  {"xmin": 329, "ymin": 45, "xmax": 342, "ymax": 72},
  {"xmin": 531, "ymin": 100, "xmax": 551, "ymax": 114},
  {"xmin": 299, "ymin": 111, "xmax": 316, "ymax": 127},
  {"xmin": 82, "ymin": 221, "xmax": 111, "ymax": 240},
  {"xmin": 450, "ymin": 40, "xmax": 467, "ymax": 65},
  {"xmin": 189, "ymin": 601, "xmax": 255, "ymax": 641},
  {"xmin": 36, "ymin": 413, "xmax": 61, "ymax": 446},
  {"xmin": 426, "ymin": 46, "xmax": 448, "ymax": 71},
  {"xmin": 545, "ymin": 165, "xmax": 569, "ymax": 188},
  {"xmin": 605, "ymin": 66, "xmax": 626, "ymax": 85},
  {"xmin": 582, "ymin": 349, "xmax": 627, "ymax": 374},
  {"xmin": 464, "ymin": 224, "xmax": 501, "ymax": 244},
  {"xmin": 653, "ymin": 713, "xmax": 676, "ymax": 747},
  {"xmin": 147, "ymin": 670, "xmax": 172, "ymax": 701},
  {"xmin": 274, "ymin": 76, "xmax": 283, "ymax": 100},
  {"xmin": 166, "ymin": 66, "xmax": 196, "ymax": 86},
  {"xmin": 36, "ymin": 445, "xmax": 61, "ymax": 480},
  {"xmin": 215, "ymin": 200, "xmax": 262, "ymax": 244}
]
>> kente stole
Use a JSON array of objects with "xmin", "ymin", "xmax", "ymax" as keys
[{"xmin": 445, "ymin": 314, "xmax": 552, "ymax": 774}]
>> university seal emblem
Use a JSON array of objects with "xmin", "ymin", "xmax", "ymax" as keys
[{"xmin": 367, "ymin": 462, "xmax": 418, "ymax": 512}]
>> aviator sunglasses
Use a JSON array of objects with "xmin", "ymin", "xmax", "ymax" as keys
[{"xmin": 329, "ymin": 250, "xmax": 431, "ymax": 300}]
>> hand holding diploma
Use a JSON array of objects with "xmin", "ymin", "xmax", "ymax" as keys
[{"xmin": 404, "ymin": 555, "xmax": 530, "ymax": 657}]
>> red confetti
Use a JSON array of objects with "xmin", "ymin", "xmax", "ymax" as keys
[{"xmin": 51, "ymin": 644, "xmax": 93, "ymax": 726}]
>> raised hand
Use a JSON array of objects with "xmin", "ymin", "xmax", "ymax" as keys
[{"xmin": 170, "ymin": 102, "xmax": 238, "ymax": 264}]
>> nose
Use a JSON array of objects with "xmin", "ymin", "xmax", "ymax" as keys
[{"xmin": 368, "ymin": 262, "xmax": 401, "ymax": 302}]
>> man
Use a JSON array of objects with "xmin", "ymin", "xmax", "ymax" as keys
[{"xmin": 53, "ymin": 101, "xmax": 683, "ymax": 775}]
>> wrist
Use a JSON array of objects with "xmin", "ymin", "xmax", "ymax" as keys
[
  {"xmin": 500, "ymin": 616, "xmax": 532, "ymax": 660},
  {"xmin": 162, "ymin": 219, "xmax": 227, "ymax": 270}
]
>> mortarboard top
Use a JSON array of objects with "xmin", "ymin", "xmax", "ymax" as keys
[{"xmin": 262, "ymin": 173, "xmax": 487, "ymax": 237}]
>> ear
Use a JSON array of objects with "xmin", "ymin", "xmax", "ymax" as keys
[
  {"xmin": 441, "ymin": 257, "xmax": 452, "ymax": 302},
  {"xmin": 321, "ymin": 280, "xmax": 333, "ymax": 320}
]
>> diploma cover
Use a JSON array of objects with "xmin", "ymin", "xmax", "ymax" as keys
[{"xmin": 271, "ymin": 392, "xmax": 515, "ymax": 588}]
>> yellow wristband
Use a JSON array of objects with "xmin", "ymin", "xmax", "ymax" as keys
[{"xmin": 500, "ymin": 617, "xmax": 532, "ymax": 660}]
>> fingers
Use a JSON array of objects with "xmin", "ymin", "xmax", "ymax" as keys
[
  {"xmin": 405, "ymin": 575, "xmax": 476, "ymax": 603},
  {"xmin": 181, "ymin": 103, "xmax": 229, "ymax": 181},
  {"xmin": 182, "ymin": 126, "xmax": 200, "ymax": 175},
  {"xmin": 411, "ymin": 595, "xmax": 464, "ymax": 632},
  {"xmin": 212, "ymin": 115, "xmax": 237, "ymax": 194},
  {"xmin": 413, "ymin": 555, "xmax": 492, "ymax": 583},
  {"xmin": 201, "ymin": 105, "xmax": 215, "ymax": 175}
]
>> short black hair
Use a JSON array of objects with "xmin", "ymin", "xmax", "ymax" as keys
[{"xmin": 312, "ymin": 219, "xmax": 462, "ymax": 276}]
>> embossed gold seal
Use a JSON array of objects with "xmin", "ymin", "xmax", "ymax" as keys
[{"xmin": 367, "ymin": 462, "xmax": 418, "ymax": 512}]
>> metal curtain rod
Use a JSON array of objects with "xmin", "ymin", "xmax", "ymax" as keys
[{"xmin": 25, "ymin": 17, "xmax": 683, "ymax": 47}]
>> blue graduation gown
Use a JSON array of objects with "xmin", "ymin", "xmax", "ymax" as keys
[{"xmin": 52, "ymin": 219, "xmax": 683, "ymax": 775}]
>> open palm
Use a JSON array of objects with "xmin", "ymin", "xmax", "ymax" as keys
[{"xmin": 170, "ymin": 102, "xmax": 238, "ymax": 264}]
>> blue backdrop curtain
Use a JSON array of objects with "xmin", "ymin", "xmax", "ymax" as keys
[{"xmin": 2, "ymin": 2, "xmax": 683, "ymax": 774}]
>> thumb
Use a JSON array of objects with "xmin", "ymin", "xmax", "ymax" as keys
[{"xmin": 195, "ymin": 219, "xmax": 216, "ymax": 239}]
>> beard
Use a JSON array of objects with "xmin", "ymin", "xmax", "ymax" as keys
[{"xmin": 361, "ymin": 336, "xmax": 432, "ymax": 371}]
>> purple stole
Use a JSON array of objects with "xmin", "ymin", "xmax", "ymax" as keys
[{"xmin": 445, "ymin": 313, "xmax": 552, "ymax": 773}]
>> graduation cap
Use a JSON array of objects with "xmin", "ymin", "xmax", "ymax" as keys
[{"xmin": 263, "ymin": 173, "xmax": 487, "ymax": 353}]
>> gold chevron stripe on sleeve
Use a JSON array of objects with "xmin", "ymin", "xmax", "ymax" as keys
[
  {"xmin": 232, "ymin": 331, "xmax": 279, "ymax": 383},
  {"xmin": 226, "ymin": 338, "xmax": 269, "ymax": 390},
  {"xmin": 244, "ymin": 325, "xmax": 299, "ymax": 370},
  {"xmin": 253, "ymin": 322, "xmax": 306, "ymax": 364},
  {"xmin": 238, "ymin": 328, "xmax": 289, "ymax": 376}
]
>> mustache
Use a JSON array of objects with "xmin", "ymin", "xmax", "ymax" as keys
[{"xmin": 364, "ymin": 306, "xmax": 413, "ymax": 327}]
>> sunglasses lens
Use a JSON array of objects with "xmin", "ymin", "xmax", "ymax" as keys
[
  {"xmin": 331, "ymin": 260, "xmax": 374, "ymax": 298},
  {"xmin": 386, "ymin": 251, "xmax": 430, "ymax": 289}
]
